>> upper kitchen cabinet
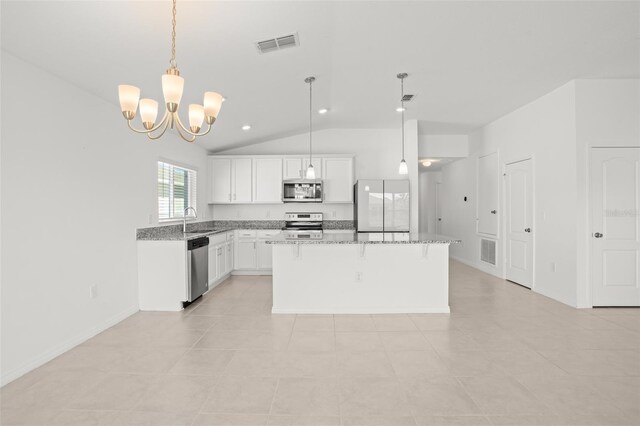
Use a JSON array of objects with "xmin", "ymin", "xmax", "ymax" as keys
[
  {"xmin": 477, "ymin": 152, "xmax": 499, "ymax": 235},
  {"xmin": 253, "ymin": 158, "xmax": 283, "ymax": 203},
  {"xmin": 323, "ymin": 157, "xmax": 354, "ymax": 203},
  {"xmin": 209, "ymin": 157, "xmax": 252, "ymax": 204},
  {"xmin": 283, "ymin": 158, "xmax": 304, "ymax": 179}
]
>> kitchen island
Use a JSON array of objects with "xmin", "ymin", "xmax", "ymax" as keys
[{"xmin": 267, "ymin": 232, "xmax": 461, "ymax": 314}]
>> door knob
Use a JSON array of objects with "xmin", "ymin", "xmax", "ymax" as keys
[
  {"xmin": 524, "ymin": 228, "xmax": 531, "ymax": 233},
  {"xmin": 594, "ymin": 232, "xmax": 603, "ymax": 238},
  {"xmin": 491, "ymin": 210, "xmax": 497, "ymax": 214}
]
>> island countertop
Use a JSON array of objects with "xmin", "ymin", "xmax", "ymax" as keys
[{"xmin": 267, "ymin": 232, "xmax": 461, "ymax": 245}]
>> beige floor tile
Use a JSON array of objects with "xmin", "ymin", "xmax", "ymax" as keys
[
  {"xmin": 438, "ymin": 351, "xmax": 508, "ymax": 377},
  {"xmin": 483, "ymin": 349, "xmax": 568, "ymax": 377},
  {"xmin": 201, "ymin": 376, "xmax": 277, "ymax": 414},
  {"xmin": 336, "ymin": 332, "xmax": 385, "ymax": 352},
  {"xmin": 337, "ymin": 351, "xmax": 395, "ymax": 378},
  {"xmin": 271, "ymin": 378, "xmax": 340, "ymax": 416},
  {"xmin": 379, "ymin": 332, "xmax": 433, "ymax": 351},
  {"xmin": 223, "ymin": 350, "xmax": 285, "ymax": 377},
  {"xmin": 50, "ymin": 409, "xmax": 125, "ymax": 426},
  {"xmin": 169, "ymin": 349, "xmax": 235, "ymax": 376},
  {"xmin": 409, "ymin": 315, "xmax": 458, "ymax": 331},
  {"xmin": 486, "ymin": 414, "xmax": 566, "ymax": 425},
  {"xmin": 539, "ymin": 349, "xmax": 640, "ymax": 376},
  {"xmin": 339, "ymin": 377, "xmax": 412, "ymax": 416},
  {"xmin": 372, "ymin": 315, "xmax": 418, "ymax": 331},
  {"xmin": 197, "ymin": 330, "xmax": 290, "ymax": 351},
  {"xmin": 133, "ymin": 374, "xmax": 216, "ymax": 413},
  {"xmin": 110, "ymin": 347, "xmax": 187, "ymax": 374},
  {"xmin": 335, "ymin": 315, "xmax": 377, "ymax": 332},
  {"xmin": 279, "ymin": 351, "xmax": 338, "ymax": 378},
  {"xmin": 387, "ymin": 350, "xmax": 449, "ymax": 378},
  {"xmin": 414, "ymin": 415, "xmax": 490, "ymax": 425},
  {"xmin": 287, "ymin": 331, "xmax": 335, "ymax": 352},
  {"xmin": 67, "ymin": 373, "xmax": 157, "ymax": 411},
  {"xmin": 586, "ymin": 376, "xmax": 640, "ymax": 418},
  {"xmin": 294, "ymin": 315, "xmax": 335, "ymax": 331},
  {"xmin": 402, "ymin": 376, "xmax": 482, "ymax": 416},
  {"xmin": 193, "ymin": 413, "xmax": 269, "ymax": 426},
  {"xmin": 458, "ymin": 376, "xmax": 551, "ymax": 416},
  {"xmin": 0, "ymin": 407, "xmax": 60, "ymax": 426},
  {"xmin": 423, "ymin": 331, "xmax": 483, "ymax": 353},
  {"xmin": 341, "ymin": 415, "xmax": 417, "ymax": 426},
  {"xmin": 266, "ymin": 415, "xmax": 341, "ymax": 426}
]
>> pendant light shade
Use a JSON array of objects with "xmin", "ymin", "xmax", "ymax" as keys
[
  {"xmin": 397, "ymin": 73, "xmax": 409, "ymax": 175},
  {"xmin": 305, "ymin": 76, "xmax": 316, "ymax": 179}
]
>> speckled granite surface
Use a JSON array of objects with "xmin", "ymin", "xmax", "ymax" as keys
[
  {"xmin": 136, "ymin": 219, "xmax": 355, "ymax": 241},
  {"xmin": 267, "ymin": 232, "xmax": 461, "ymax": 245}
]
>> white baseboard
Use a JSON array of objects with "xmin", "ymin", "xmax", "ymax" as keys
[
  {"xmin": 1, "ymin": 305, "xmax": 139, "ymax": 387},
  {"xmin": 232, "ymin": 270, "xmax": 272, "ymax": 276},
  {"xmin": 272, "ymin": 307, "xmax": 450, "ymax": 314}
]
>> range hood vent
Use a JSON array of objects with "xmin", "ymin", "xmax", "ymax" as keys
[
  {"xmin": 256, "ymin": 33, "xmax": 299, "ymax": 54},
  {"xmin": 401, "ymin": 94, "xmax": 415, "ymax": 102}
]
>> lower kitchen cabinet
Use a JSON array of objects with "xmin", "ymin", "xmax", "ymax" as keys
[
  {"xmin": 208, "ymin": 232, "xmax": 234, "ymax": 289},
  {"xmin": 235, "ymin": 239, "xmax": 257, "ymax": 270},
  {"xmin": 234, "ymin": 229, "xmax": 279, "ymax": 274}
]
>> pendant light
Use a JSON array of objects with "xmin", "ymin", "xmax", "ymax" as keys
[
  {"xmin": 304, "ymin": 76, "xmax": 316, "ymax": 179},
  {"xmin": 117, "ymin": 0, "xmax": 223, "ymax": 143},
  {"xmin": 397, "ymin": 73, "xmax": 409, "ymax": 175}
]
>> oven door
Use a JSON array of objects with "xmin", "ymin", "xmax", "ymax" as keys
[{"xmin": 282, "ymin": 180, "xmax": 323, "ymax": 202}]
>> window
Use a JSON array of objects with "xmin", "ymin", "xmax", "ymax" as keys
[{"xmin": 158, "ymin": 161, "xmax": 197, "ymax": 221}]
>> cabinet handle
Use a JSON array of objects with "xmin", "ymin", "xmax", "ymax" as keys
[
  {"xmin": 594, "ymin": 232, "xmax": 603, "ymax": 238},
  {"xmin": 524, "ymin": 228, "xmax": 531, "ymax": 233},
  {"xmin": 228, "ymin": 193, "xmax": 231, "ymax": 202},
  {"xmin": 233, "ymin": 193, "xmax": 236, "ymax": 201},
  {"xmin": 490, "ymin": 210, "xmax": 497, "ymax": 214},
  {"xmin": 254, "ymin": 242, "xmax": 257, "ymax": 249}
]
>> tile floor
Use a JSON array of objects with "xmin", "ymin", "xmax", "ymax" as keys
[{"xmin": 2, "ymin": 261, "xmax": 639, "ymax": 425}]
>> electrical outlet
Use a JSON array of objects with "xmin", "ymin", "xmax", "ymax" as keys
[
  {"xmin": 355, "ymin": 272, "xmax": 363, "ymax": 282},
  {"xmin": 148, "ymin": 214, "xmax": 153, "ymax": 224},
  {"xmin": 332, "ymin": 211, "xmax": 337, "ymax": 218},
  {"xmin": 236, "ymin": 210, "xmax": 241, "ymax": 219},
  {"xmin": 89, "ymin": 285, "xmax": 98, "ymax": 299},
  {"xmin": 266, "ymin": 210, "xmax": 271, "ymax": 218}
]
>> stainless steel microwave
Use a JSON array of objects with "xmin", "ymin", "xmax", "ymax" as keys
[{"xmin": 282, "ymin": 180, "xmax": 323, "ymax": 203}]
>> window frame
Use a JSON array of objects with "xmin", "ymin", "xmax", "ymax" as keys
[{"xmin": 157, "ymin": 159, "xmax": 198, "ymax": 223}]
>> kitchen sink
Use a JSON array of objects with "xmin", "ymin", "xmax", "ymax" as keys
[{"xmin": 184, "ymin": 229, "xmax": 217, "ymax": 234}]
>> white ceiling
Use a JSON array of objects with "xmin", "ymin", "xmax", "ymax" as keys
[{"xmin": 2, "ymin": 1, "xmax": 638, "ymax": 152}]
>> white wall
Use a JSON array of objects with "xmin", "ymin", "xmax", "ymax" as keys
[
  {"xmin": 212, "ymin": 124, "xmax": 420, "ymax": 232},
  {"xmin": 418, "ymin": 135, "xmax": 469, "ymax": 158},
  {"xmin": 0, "ymin": 52, "xmax": 210, "ymax": 385}
]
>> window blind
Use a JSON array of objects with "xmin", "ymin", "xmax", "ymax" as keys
[{"xmin": 158, "ymin": 161, "xmax": 197, "ymax": 221}]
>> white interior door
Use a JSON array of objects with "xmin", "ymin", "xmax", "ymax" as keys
[
  {"xmin": 591, "ymin": 147, "xmax": 640, "ymax": 306},
  {"xmin": 505, "ymin": 159, "xmax": 533, "ymax": 288},
  {"xmin": 435, "ymin": 182, "xmax": 442, "ymax": 234},
  {"xmin": 478, "ymin": 153, "xmax": 499, "ymax": 235}
]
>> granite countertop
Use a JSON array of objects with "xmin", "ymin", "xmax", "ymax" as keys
[
  {"xmin": 267, "ymin": 232, "xmax": 461, "ymax": 245},
  {"xmin": 136, "ymin": 220, "xmax": 354, "ymax": 241}
]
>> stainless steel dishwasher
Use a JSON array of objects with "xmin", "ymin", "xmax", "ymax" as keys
[{"xmin": 187, "ymin": 236, "xmax": 209, "ymax": 302}]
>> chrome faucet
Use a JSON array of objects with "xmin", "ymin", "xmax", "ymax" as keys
[{"xmin": 183, "ymin": 207, "xmax": 197, "ymax": 233}]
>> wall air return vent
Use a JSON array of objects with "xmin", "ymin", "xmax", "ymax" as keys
[
  {"xmin": 256, "ymin": 33, "xmax": 299, "ymax": 54},
  {"xmin": 480, "ymin": 238, "xmax": 497, "ymax": 265},
  {"xmin": 401, "ymin": 94, "xmax": 415, "ymax": 102}
]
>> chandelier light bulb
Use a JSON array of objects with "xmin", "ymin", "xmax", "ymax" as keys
[
  {"xmin": 139, "ymin": 99, "xmax": 159, "ymax": 129},
  {"xmin": 204, "ymin": 92, "xmax": 223, "ymax": 123},
  {"xmin": 118, "ymin": 85, "xmax": 140, "ymax": 119},
  {"xmin": 398, "ymin": 159, "xmax": 409, "ymax": 175},
  {"xmin": 188, "ymin": 104, "xmax": 205, "ymax": 133},
  {"xmin": 161, "ymin": 73, "xmax": 184, "ymax": 112}
]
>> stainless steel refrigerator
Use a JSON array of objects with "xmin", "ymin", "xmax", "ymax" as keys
[{"xmin": 354, "ymin": 180, "xmax": 410, "ymax": 232}]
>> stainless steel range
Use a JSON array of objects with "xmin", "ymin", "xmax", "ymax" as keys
[{"xmin": 282, "ymin": 212, "xmax": 323, "ymax": 239}]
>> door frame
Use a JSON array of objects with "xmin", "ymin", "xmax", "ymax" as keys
[
  {"xmin": 587, "ymin": 146, "xmax": 640, "ymax": 308},
  {"xmin": 502, "ymin": 156, "xmax": 536, "ymax": 290}
]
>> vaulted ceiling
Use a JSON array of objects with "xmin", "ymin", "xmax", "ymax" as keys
[{"xmin": 2, "ymin": 1, "xmax": 638, "ymax": 151}]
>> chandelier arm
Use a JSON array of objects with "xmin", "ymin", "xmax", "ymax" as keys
[
  {"xmin": 174, "ymin": 112, "xmax": 212, "ymax": 137},
  {"xmin": 146, "ymin": 117, "xmax": 171, "ymax": 140},
  {"xmin": 126, "ymin": 110, "xmax": 170, "ymax": 134},
  {"xmin": 174, "ymin": 118, "xmax": 197, "ymax": 143}
]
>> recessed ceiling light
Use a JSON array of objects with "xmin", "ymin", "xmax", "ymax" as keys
[
  {"xmin": 241, "ymin": 125, "xmax": 251, "ymax": 131},
  {"xmin": 396, "ymin": 107, "xmax": 405, "ymax": 112},
  {"xmin": 318, "ymin": 108, "xmax": 328, "ymax": 114},
  {"xmin": 422, "ymin": 160, "xmax": 432, "ymax": 167}
]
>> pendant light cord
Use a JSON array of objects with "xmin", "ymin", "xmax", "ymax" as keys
[
  {"xmin": 170, "ymin": 0, "xmax": 177, "ymax": 68},
  {"xmin": 401, "ymin": 76, "xmax": 405, "ymax": 161},
  {"xmin": 309, "ymin": 78, "xmax": 313, "ymax": 166}
]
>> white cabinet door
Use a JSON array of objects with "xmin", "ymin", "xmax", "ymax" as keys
[
  {"xmin": 210, "ymin": 158, "xmax": 232, "ymax": 203},
  {"xmin": 208, "ymin": 244, "xmax": 219, "ymax": 285},
  {"xmin": 256, "ymin": 240, "xmax": 273, "ymax": 270},
  {"xmin": 303, "ymin": 157, "xmax": 323, "ymax": 179},
  {"xmin": 225, "ymin": 241, "xmax": 234, "ymax": 274},
  {"xmin": 477, "ymin": 152, "xmax": 499, "ymax": 235},
  {"xmin": 254, "ymin": 158, "xmax": 283, "ymax": 203},
  {"xmin": 283, "ymin": 158, "xmax": 303, "ymax": 179},
  {"xmin": 323, "ymin": 158, "xmax": 354, "ymax": 203},
  {"xmin": 217, "ymin": 244, "xmax": 226, "ymax": 278},
  {"xmin": 232, "ymin": 158, "xmax": 253, "ymax": 203},
  {"xmin": 235, "ymin": 239, "xmax": 257, "ymax": 270}
]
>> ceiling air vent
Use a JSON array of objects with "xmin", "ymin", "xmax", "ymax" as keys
[
  {"xmin": 256, "ymin": 33, "xmax": 299, "ymax": 54},
  {"xmin": 401, "ymin": 94, "xmax": 415, "ymax": 102}
]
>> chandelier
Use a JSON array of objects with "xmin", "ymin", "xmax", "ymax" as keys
[{"xmin": 117, "ymin": 0, "xmax": 223, "ymax": 143}]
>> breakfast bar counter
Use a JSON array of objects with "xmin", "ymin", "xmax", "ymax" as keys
[{"xmin": 268, "ymin": 232, "xmax": 461, "ymax": 314}]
